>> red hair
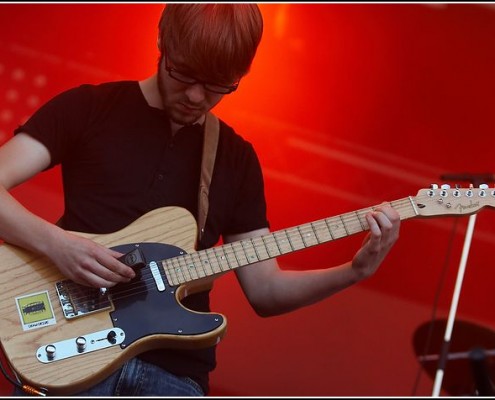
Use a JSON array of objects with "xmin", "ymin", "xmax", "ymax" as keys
[{"xmin": 158, "ymin": 3, "xmax": 263, "ymax": 84}]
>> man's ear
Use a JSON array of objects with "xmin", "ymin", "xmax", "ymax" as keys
[{"xmin": 157, "ymin": 36, "xmax": 161, "ymax": 51}]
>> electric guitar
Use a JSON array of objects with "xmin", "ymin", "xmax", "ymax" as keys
[{"xmin": 0, "ymin": 186, "xmax": 493, "ymax": 395}]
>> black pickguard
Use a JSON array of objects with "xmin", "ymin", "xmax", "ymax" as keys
[{"xmin": 108, "ymin": 242, "xmax": 224, "ymax": 348}]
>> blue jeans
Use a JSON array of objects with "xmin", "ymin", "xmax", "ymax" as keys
[{"xmin": 13, "ymin": 358, "xmax": 204, "ymax": 396}]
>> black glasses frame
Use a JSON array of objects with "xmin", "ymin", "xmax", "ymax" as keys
[{"xmin": 164, "ymin": 54, "xmax": 239, "ymax": 95}]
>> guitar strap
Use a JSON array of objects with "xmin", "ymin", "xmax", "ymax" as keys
[{"xmin": 197, "ymin": 112, "xmax": 220, "ymax": 243}]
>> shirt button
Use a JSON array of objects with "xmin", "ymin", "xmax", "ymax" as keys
[{"xmin": 157, "ymin": 174, "xmax": 164, "ymax": 180}]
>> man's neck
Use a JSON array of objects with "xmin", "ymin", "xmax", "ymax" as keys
[
  {"xmin": 139, "ymin": 75, "xmax": 205, "ymax": 136},
  {"xmin": 169, "ymin": 115, "xmax": 205, "ymax": 136},
  {"xmin": 139, "ymin": 75, "xmax": 162, "ymax": 109}
]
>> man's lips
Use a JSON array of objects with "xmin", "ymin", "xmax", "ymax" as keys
[{"xmin": 179, "ymin": 102, "xmax": 202, "ymax": 112}]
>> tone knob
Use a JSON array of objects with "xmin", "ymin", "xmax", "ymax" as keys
[{"xmin": 76, "ymin": 336, "xmax": 87, "ymax": 352}]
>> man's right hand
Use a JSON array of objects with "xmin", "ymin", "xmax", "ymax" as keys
[{"xmin": 49, "ymin": 232, "xmax": 136, "ymax": 288}]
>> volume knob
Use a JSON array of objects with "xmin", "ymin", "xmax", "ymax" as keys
[
  {"xmin": 45, "ymin": 344, "xmax": 56, "ymax": 360},
  {"xmin": 76, "ymin": 336, "xmax": 87, "ymax": 352}
]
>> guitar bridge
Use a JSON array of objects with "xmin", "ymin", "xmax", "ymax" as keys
[{"xmin": 56, "ymin": 280, "xmax": 112, "ymax": 319}]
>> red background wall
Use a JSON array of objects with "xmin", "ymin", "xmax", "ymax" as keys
[{"xmin": 1, "ymin": 3, "xmax": 495, "ymax": 396}]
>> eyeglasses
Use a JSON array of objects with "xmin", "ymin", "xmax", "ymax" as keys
[{"xmin": 164, "ymin": 54, "xmax": 239, "ymax": 95}]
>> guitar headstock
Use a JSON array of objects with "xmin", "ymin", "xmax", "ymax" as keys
[{"xmin": 414, "ymin": 184, "xmax": 495, "ymax": 217}]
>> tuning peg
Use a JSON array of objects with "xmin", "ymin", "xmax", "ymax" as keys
[
  {"xmin": 441, "ymin": 184, "xmax": 451, "ymax": 190},
  {"xmin": 430, "ymin": 184, "xmax": 439, "ymax": 189},
  {"xmin": 479, "ymin": 183, "xmax": 488, "ymax": 190}
]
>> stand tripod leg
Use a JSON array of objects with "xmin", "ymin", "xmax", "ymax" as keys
[{"xmin": 432, "ymin": 213, "xmax": 477, "ymax": 397}]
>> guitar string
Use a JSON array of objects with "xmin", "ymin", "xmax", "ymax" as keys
[
  {"xmin": 65, "ymin": 190, "xmax": 487, "ymax": 305},
  {"xmin": 161, "ymin": 196, "xmax": 420, "ymax": 285},
  {"xmin": 64, "ymin": 196, "xmax": 421, "ymax": 306},
  {"xmin": 65, "ymin": 197, "xmax": 419, "ymax": 306}
]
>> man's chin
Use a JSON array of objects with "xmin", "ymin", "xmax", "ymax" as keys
[{"xmin": 170, "ymin": 111, "xmax": 203, "ymax": 127}]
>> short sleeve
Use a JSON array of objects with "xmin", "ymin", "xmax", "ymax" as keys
[
  {"xmin": 14, "ymin": 85, "xmax": 93, "ymax": 168},
  {"xmin": 226, "ymin": 141, "xmax": 269, "ymax": 234}
]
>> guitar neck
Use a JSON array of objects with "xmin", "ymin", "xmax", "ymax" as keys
[{"xmin": 162, "ymin": 196, "xmax": 419, "ymax": 286}]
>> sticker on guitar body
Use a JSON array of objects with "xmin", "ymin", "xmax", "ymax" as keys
[{"xmin": 15, "ymin": 291, "xmax": 57, "ymax": 331}]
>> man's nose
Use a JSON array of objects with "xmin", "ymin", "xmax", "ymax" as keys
[{"xmin": 185, "ymin": 83, "xmax": 207, "ymax": 103}]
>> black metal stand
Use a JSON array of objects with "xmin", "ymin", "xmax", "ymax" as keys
[{"xmin": 469, "ymin": 347, "xmax": 495, "ymax": 396}]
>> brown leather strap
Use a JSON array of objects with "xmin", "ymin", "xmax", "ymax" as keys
[{"xmin": 197, "ymin": 112, "xmax": 219, "ymax": 242}]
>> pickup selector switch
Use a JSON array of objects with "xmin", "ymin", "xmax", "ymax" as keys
[{"xmin": 107, "ymin": 330, "xmax": 117, "ymax": 344}]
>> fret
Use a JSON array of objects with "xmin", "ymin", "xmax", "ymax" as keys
[
  {"xmin": 197, "ymin": 251, "xmax": 215, "ymax": 276},
  {"xmin": 223, "ymin": 242, "xmax": 240, "ymax": 269},
  {"xmin": 181, "ymin": 253, "xmax": 200, "ymax": 280},
  {"xmin": 175, "ymin": 255, "xmax": 194, "ymax": 281},
  {"xmin": 183, "ymin": 255, "xmax": 198, "ymax": 281},
  {"xmin": 312, "ymin": 220, "xmax": 331, "ymax": 242},
  {"xmin": 355, "ymin": 210, "xmax": 366, "ymax": 231},
  {"xmin": 323, "ymin": 218, "xmax": 335, "ymax": 241},
  {"xmin": 181, "ymin": 254, "xmax": 201, "ymax": 281},
  {"xmin": 326, "ymin": 216, "xmax": 348, "ymax": 239},
  {"xmin": 251, "ymin": 236, "xmax": 270, "ymax": 260},
  {"xmin": 339, "ymin": 215, "xmax": 350, "ymax": 235},
  {"xmin": 298, "ymin": 223, "xmax": 319, "ymax": 247},
  {"xmin": 164, "ymin": 258, "xmax": 179, "ymax": 286},
  {"xmin": 273, "ymin": 231, "xmax": 293, "ymax": 254},
  {"xmin": 285, "ymin": 227, "xmax": 305, "ymax": 251},
  {"xmin": 342, "ymin": 212, "xmax": 365, "ymax": 235},
  {"xmin": 165, "ymin": 258, "xmax": 184, "ymax": 286},
  {"xmin": 203, "ymin": 248, "xmax": 223, "ymax": 274},
  {"xmin": 212, "ymin": 247, "xmax": 230, "ymax": 271},
  {"xmin": 170, "ymin": 257, "xmax": 188, "ymax": 282},
  {"xmin": 163, "ymin": 259, "xmax": 176, "ymax": 285},
  {"xmin": 396, "ymin": 198, "xmax": 418, "ymax": 219},
  {"xmin": 262, "ymin": 234, "xmax": 281, "ymax": 258},
  {"xmin": 190, "ymin": 252, "xmax": 208, "ymax": 279},
  {"xmin": 285, "ymin": 229, "xmax": 299, "ymax": 250},
  {"xmin": 240, "ymin": 239, "xmax": 260, "ymax": 264},
  {"xmin": 309, "ymin": 222, "xmax": 322, "ymax": 244},
  {"xmin": 231, "ymin": 242, "xmax": 249, "ymax": 265}
]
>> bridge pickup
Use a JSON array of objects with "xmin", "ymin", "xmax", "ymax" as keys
[{"xmin": 56, "ymin": 280, "xmax": 111, "ymax": 319}]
